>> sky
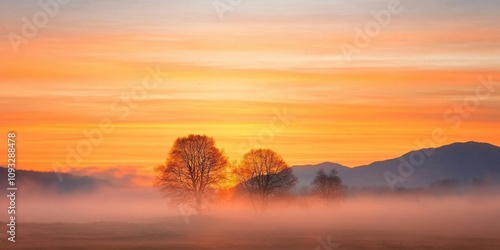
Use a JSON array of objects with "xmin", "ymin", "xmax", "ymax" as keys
[{"xmin": 0, "ymin": 0, "xmax": 499, "ymax": 180}]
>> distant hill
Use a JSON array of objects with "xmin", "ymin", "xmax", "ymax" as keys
[
  {"xmin": 292, "ymin": 142, "xmax": 500, "ymax": 189},
  {"xmin": 0, "ymin": 167, "xmax": 112, "ymax": 194}
]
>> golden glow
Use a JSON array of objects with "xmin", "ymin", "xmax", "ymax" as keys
[{"xmin": 1, "ymin": 1, "xmax": 499, "ymax": 181}]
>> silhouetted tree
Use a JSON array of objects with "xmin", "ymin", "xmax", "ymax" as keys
[
  {"xmin": 310, "ymin": 168, "xmax": 345, "ymax": 203},
  {"xmin": 155, "ymin": 134, "xmax": 228, "ymax": 213},
  {"xmin": 235, "ymin": 149, "xmax": 297, "ymax": 211}
]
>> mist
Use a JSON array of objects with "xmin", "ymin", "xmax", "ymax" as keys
[{"xmin": 11, "ymin": 184, "xmax": 500, "ymax": 239}]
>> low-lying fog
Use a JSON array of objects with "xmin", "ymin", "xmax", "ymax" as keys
[{"xmin": 8, "ymin": 185, "xmax": 500, "ymax": 238}]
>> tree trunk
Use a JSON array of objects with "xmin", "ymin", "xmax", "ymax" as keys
[{"xmin": 195, "ymin": 194, "xmax": 202, "ymax": 214}]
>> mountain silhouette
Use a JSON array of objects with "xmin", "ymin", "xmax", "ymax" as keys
[
  {"xmin": 0, "ymin": 168, "xmax": 112, "ymax": 194},
  {"xmin": 292, "ymin": 142, "xmax": 500, "ymax": 189}
]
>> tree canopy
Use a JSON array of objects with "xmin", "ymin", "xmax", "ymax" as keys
[
  {"xmin": 235, "ymin": 149, "xmax": 297, "ymax": 211},
  {"xmin": 155, "ymin": 134, "xmax": 228, "ymax": 213},
  {"xmin": 311, "ymin": 168, "xmax": 346, "ymax": 203}
]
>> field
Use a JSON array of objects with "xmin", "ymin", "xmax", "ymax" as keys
[{"xmin": 4, "ymin": 217, "xmax": 500, "ymax": 250}]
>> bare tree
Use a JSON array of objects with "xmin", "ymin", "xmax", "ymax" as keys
[
  {"xmin": 311, "ymin": 168, "xmax": 346, "ymax": 203},
  {"xmin": 235, "ymin": 149, "xmax": 297, "ymax": 211},
  {"xmin": 155, "ymin": 134, "xmax": 228, "ymax": 213}
]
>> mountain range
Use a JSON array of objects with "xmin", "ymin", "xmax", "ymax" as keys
[
  {"xmin": 292, "ymin": 141, "xmax": 500, "ymax": 190},
  {"xmin": 0, "ymin": 167, "xmax": 112, "ymax": 194}
]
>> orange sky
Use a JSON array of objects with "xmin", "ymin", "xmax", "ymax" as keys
[{"xmin": 1, "ymin": 0, "xmax": 499, "ymax": 178}]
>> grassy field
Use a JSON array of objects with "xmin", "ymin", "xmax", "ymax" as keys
[{"xmin": 3, "ymin": 217, "xmax": 500, "ymax": 250}]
